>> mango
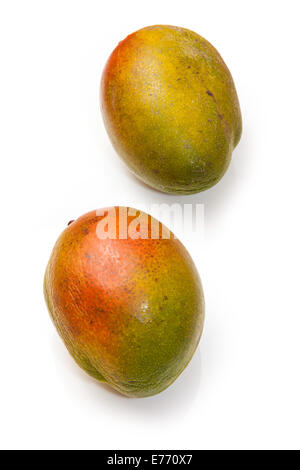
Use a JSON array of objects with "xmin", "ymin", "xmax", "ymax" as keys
[
  {"xmin": 44, "ymin": 208, "xmax": 205, "ymax": 397},
  {"xmin": 101, "ymin": 25, "xmax": 242, "ymax": 194}
]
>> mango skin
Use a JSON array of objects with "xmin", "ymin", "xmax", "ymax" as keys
[
  {"xmin": 101, "ymin": 25, "xmax": 242, "ymax": 194},
  {"xmin": 44, "ymin": 208, "xmax": 205, "ymax": 397}
]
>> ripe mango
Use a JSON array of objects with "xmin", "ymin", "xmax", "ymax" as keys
[
  {"xmin": 44, "ymin": 208, "xmax": 205, "ymax": 397},
  {"xmin": 101, "ymin": 25, "xmax": 242, "ymax": 194}
]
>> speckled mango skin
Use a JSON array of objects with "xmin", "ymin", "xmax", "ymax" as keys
[
  {"xmin": 101, "ymin": 25, "xmax": 242, "ymax": 194},
  {"xmin": 44, "ymin": 208, "xmax": 205, "ymax": 397}
]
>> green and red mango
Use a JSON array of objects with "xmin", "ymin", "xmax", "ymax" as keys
[
  {"xmin": 101, "ymin": 25, "xmax": 242, "ymax": 194},
  {"xmin": 44, "ymin": 208, "xmax": 205, "ymax": 397}
]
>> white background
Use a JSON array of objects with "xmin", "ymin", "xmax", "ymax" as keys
[{"xmin": 1, "ymin": 0, "xmax": 300, "ymax": 450}]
